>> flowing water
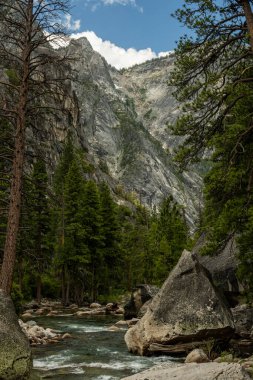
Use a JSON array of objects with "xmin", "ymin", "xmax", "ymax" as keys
[{"xmin": 32, "ymin": 315, "xmax": 176, "ymax": 380}]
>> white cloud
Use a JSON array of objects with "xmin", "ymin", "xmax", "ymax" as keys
[
  {"xmin": 71, "ymin": 31, "xmax": 171, "ymax": 69},
  {"xmin": 158, "ymin": 51, "xmax": 170, "ymax": 58},
  {"xmin": 87, "ymin": 0, "xmax": 143, "ymax": 13},
  {"xmin": 65, "ymin": 14, "xmax": 81, "ymax": 31},
  {"xmin": 102, "ymin": 0, "xmax": 143, "ymax": 12}
]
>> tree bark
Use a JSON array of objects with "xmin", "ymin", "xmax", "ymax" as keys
[
  {"xmin": 241, "ymin": 0, "xmax": 253, "ymax": 52},
  {"xmin": 0, "ymin": 1, "xmax": 33, "ymax": 295}
]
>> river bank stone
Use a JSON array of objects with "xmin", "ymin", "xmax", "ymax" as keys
[
  {"xmin": 185, "ymin": 348, "xmax": 210, "ymax": 363},
  {"xmin": 120, "ymin": 362, "xmax": 251, "ymax": 380},
  {"xmin": 124, "ymin": 284, "xmax": 159, "ymax": 320},
  {"xmin": 125, "ymin": 250, "xmax": 234, "ymax": 355},
  {"xmin": 0, "ymin": 291, "xmax": 32, "ymax": 379}
]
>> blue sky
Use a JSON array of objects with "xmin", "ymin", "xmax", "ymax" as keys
[{"xmin": 67, "ymin": 0, "xmax": 189, "ymax": 69}]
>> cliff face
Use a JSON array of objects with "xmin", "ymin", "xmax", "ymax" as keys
[{"xmin": 57, "ymin": 38, "xmax": 202, "ymax": 227}]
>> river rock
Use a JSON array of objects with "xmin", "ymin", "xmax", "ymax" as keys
[
  {"xmin": 121, "ymin": 362, "xmax": 251, "ymax": 380},
  {"xmin": 185, "ymin": 349, "xmax": 210, "ymax": 363},
  {"xmin": 26, "ymin": 320, "xmax": 37, "ymax": 327},
  {"xmin": 115, "ymin": 307, "xmax": 124, "ymax": 315},
  {"xmin": 21, "ymin": 312, "xmax": 33, "ymax": 319},
  {"xmin": 108, "ymin": 325, "xmax": 120, "ymax": 332},
  {"xmin": 19, "ymin": 319, "xmax": 66, "ymax": 345},
  {"xmin": 115, "ymin": 320, "xmax": 128, "ymax": 327},
  {"xmin": 90, "ymin": 302, "xmax": 101, "ymax": 309},
  {"xmin": 138, "ymin": 299, "xmax": 152, "ymax": 318},
  {"xmin": 196, "ymin": 235, "xmax": 243, "ymax": 306},
  {"xmin": 62, "ymin": 333, "xmax": 72, "ymax": 339},
  {"xmin": 125, "ymin": 250, "xmax": 234, "ymax": 355},
  {"xmin": 0, "ymin": 291, "xmax": 32, "ymax": 379},
  {"xmin": 106, "ymin": 303, "xmax": 118, "ymax": 312},
  {"xmin": 232, "ymin": 304, "xmax": 253, "ymax": 338},
  {"xmin": 124, "ymin": 284, "xmax": 159, "ymax": 320},
  {"xmin": 127, "ymin": 318, "xmax": 140, "ymax": 327}
]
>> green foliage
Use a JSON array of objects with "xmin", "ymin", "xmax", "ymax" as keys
[
  {"xmin": 172, "ymin": 0, "xmax": 253, "ymax": 302},
  {"xmin": 15, "ymin": 159, "xmax": 52, "ymax": 303},
  {"xmin": 171, "ymin": 0, "xmax": 253, "ymax": 167},
  {"xmin": 1, "ymin": 129, "xmax": 189, "ymax": 305},
  {"xmin": 197, "ymin": 85, "xmax": 253, "ymax": 298},
  {"xmin": 5, "ymin": 69, "xmax": 20, "ymax": 86},
  {"xmin": 11, "ymin": 283, "xmax": 24, "ymax": 313},
  {"xmin": 99, "ymin": 182, "xmax": 120, "ymax": 294},
  {"xmin": 63, "ymin": 158, "xmax": 90, "ymax": 269},
  {"xmin": 151, "ymin": 196, "xmax": 188, "ymax": 284}
]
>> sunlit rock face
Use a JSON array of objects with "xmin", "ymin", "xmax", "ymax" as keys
[
  {"xmin": 124, "ymin": 250, "xmax": 234, "ymax": 356},
  {"xmin": 39, "ymin": 37, "xmax": 203, "ymax": 227}
]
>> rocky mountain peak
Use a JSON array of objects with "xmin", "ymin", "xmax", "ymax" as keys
[{"xmin": 53, "ymin": 41, "xmax": 202, "ymax": 228}]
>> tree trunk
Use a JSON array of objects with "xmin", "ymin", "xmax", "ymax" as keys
[
  {"xmin": 0, "ymin": 1, "xmax": 32, "ymax": 295},
  {"xmin": 241, "ymin": 0, "xmax": 253, "ymax": 52},
  {"xmin": 0, "ymin": 118, "xmax": 26, "ymax": 294}
]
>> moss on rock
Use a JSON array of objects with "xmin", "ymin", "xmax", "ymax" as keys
[{"xmin": 0, "ymin": 291, "xmax": 32, "ymax": 379}]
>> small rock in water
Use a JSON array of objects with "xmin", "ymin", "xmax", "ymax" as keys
[
  {"xmin": 22, "ymin": 312, "xmax": 33, "ymax": 319},
  {"xmin": 26, "ymin": 320, "xmax": 37, "ymax": 327},
  {"xmin": 185, "ymin": 349, "xmax": 210, "ymax": 363},
  {"xmin": 115, "ymin": 320, "xmax": 128, "ymax": 327},
  {"xmin": 19, "ymin": 319, "xmax": 71, "ymax": 345},
  {"xmin": 62, "ymin": 333, "xmax": 72, "ymax": 339},
  {"xmin": 108, "ymin": 325, "xmax": 120, "ymax": 332},
  {"xmin": 127, "ymin": 318, "xmax": 140, "ymax": 327},
  {"xmin": 115, "ymin": 307, "xmax": 124, "ymax": 314},
  {"xmin": 90, "ymin": 302, "xmax": 101, "ymax": 309}
]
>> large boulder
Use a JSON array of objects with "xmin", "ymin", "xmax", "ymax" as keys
[
  {"xmin": 0, "ymin": 291, "xmax": 32, "ymax": 379},
  {"xmin": 121, "ymin": 362, "xmax": 251, "ymax": 380},
  {"xmin": 196, "ymin": 235, "xmax": 243, "ymax": 306},
  {"xmin": 124, "ymin": 284, "xmax": 159, "ymax": 320},
  {"xmin": 229, "ymin": 304, "xmax": 253, "ymax": 356},
  {"xmin": 125, "ymin": 250, "xmax": 234, "ymax": 355}
]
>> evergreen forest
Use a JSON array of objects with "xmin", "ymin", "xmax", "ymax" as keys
[
  {"xmin": 0, "ymin": 132, "xmax": 188, "ymax": 305},
  {"xmin": 1, "ymin": 0, "xmax": 253, "ymax": 309}
]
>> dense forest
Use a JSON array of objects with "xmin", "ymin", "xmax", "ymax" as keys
[{"xmin": 0, "ymin": 130, "xmax": 188, "ymax": 305}]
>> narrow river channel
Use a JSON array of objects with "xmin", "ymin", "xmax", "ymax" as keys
[{"xmin": 31, "ymin": 316, "xmax": 176, "ymax": 379}]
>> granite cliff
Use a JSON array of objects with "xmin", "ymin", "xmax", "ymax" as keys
[{"xmin": 39, "ymin": 37, "xmax": 203, "ymax": 227}]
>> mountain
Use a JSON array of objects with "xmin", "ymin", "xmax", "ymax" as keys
[{"xmin": 50, "ymin": 37, "xmax": 203, "ymax": 228}]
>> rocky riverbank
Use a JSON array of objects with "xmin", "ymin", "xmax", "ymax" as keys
[
  {"xmin": 19, "ymin": 300, "xmax": 125, "ymax": 346},
  {"xmin": 121, "ymin": 361, "xmax": 252, "ymax": 380},
  {"xmin": 21, "ymin": 300, "xmax": 124, "ymax": 319},
  {"xmin": 18, "ymin": 319, "xmax": 72, "ymax": 346},
  {"xmin": 121, "ymin": 348, "xmax": 253, "ymax": 379}
]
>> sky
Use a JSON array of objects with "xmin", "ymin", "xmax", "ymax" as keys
[{"xmin": 65, "ymin": 0, "xmax": 189, "ymax": 69}]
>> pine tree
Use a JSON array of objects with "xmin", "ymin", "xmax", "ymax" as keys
[
  {"xmin": 28, "ymin": 160, "xmax": 51, "ymax": 303},
  {"xmin": 171, "ymin": 0, "xmax": 253, "ymax": 167},
  {"xmin": 0, "ymin": 0, "xmax": 72, "ymax": 295},
  {"xmin": 53, "ymin": 135, "xmax": 75, "ymax": 304},
  {"xmin": 199, "ymin": 83, "xmax": 253, "ymax": 297},
  {"xmin": 154, "ymin": 196, "xmax": 188, "ymax": 282},
  {"xmin": 63, "ymin": 158, "xmax": 90, "ymax": 305},
  {"xmin": 99, "ymin": 182, "xmax": 120, "ymax": 294},
  {"xmin": 82, "ymin": 180, "xmax": 103, "ymax": 301}
]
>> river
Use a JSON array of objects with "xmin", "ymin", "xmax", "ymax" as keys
[{"xmin": 31, "ymin": 315, "xmax": 176, "ymax": 379}]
